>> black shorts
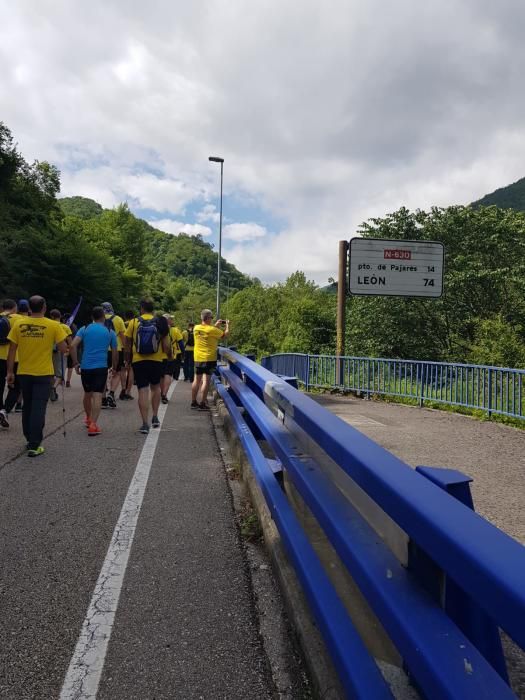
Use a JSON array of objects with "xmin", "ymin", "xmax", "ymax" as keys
[
  {"xmin": 195, "ymin": 361, "xmax": 217, "ymax": 376},
  {"xmin": 81, "ymin": 368, "xmax": 108, "ymax": 393},
  {"xmin": 162, "ymin": 359, "xmax": 176, "ymax": 377},
  {"xmin": 107, "ymin": 350, "xmax": 124, "ymax": 371},
  {"xmin": 132, "ymin": 360, "xmax": 163, "ymax": 389}
]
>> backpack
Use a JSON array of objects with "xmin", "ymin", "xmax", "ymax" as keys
[
  {"xmin": 135, "ymin": 316, "xmax": 160, "ymax": 355},
  {"xmin": 0, "ymin": 315, "xmax": 11, "ymax": 345},
  {"xmin": 104, "ymin": 314, "xmax": 116, "ymax": 332}
]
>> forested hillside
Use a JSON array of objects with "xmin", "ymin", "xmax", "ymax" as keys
[
  {"xmin": 0, "ymin": 122, "xmax": 251, "ymax": 326},
  {"xmin": 472, "ymin": 176, "xmax": 525, "ymax": 212}
]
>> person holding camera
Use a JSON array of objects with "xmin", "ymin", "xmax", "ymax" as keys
[{"xmin": 191, "ymin": 309, "xmax": 229, "ymax": 410}]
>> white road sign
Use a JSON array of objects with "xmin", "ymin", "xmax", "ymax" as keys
[{"xmin": 348, "ymin": 238, "xmax": 444, "ymax": 298}]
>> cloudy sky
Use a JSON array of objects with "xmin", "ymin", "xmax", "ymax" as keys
[{"xmin": 2, "ymin": 1, "xmax": 525, "ymax": 283}]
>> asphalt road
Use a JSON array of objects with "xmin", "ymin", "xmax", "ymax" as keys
[
  {"xmin": 0, "ymin": 379, "xmax": 275, "ymax": 700},
  {"xmin": 310, "ymin": 393, "xmax": 525, "ymax": 544}
]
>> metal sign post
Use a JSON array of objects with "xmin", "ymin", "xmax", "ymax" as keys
[
  {"xmin": 348, "ymin": 238, "xmax": 444, "ymax": 298},
  {"xmin": 336, "ymin": 240, "xmax": 348, "ymax": 386}
]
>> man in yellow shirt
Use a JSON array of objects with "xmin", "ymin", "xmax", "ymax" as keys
[
  {"xmin": 7, "ymin": 295, "xmax": 69, "ymax": 457},
  {"xmin": 49, "ymin": 308, "xmax": 73, "ymax": 401},
  {"xmin": 191, "ymin": 309, "xmax": 229, "ymax": 410},
  {"xmin": 0, "ymin": 299, "xmax": 22, "ymax": 428},
  {"xmin": 102, "ymin": 302, "xmax": 126, "ymax": 408},
  {"xmin": 160, "ymin": 315, "xmax": 184, "ymax": 404},
  {"xmin": 125, "ymin": 299, "xmax": 171, "ymax": 434}
]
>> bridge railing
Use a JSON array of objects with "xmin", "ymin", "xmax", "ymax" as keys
[
  {"xmin": 262, "ymin": 353, "xmax": 525, "ymax": 419},
  {"xmin": 215, "ymin": 348, "xmax": 525, "ymax": 699}
]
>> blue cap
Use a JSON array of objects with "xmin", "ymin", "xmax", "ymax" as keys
[{"xmin": 18, "ymin": 299, "xmax": 29, "ymax": 311}]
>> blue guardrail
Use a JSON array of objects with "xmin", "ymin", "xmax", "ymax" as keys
[
  {"xmin": 261, "ymin": 353, "xmax": 525, "ymax": 419},
  {"xmin": 215, "ymin": 348, "xmax": 525, "ymax": 700}
]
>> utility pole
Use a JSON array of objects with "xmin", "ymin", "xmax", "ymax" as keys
[{"xmin": 336, "ymin": 240, "xmax": 348, "ymax": 386}]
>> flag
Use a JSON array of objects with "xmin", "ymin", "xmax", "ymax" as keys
[{"xmin": 65, "ymin": 297, "xmax": 82, "ymax": 327}]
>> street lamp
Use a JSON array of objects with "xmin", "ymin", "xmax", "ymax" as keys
[{"xmin": 209, "ymin": 155, "xmax": 224, "ymax": 319}]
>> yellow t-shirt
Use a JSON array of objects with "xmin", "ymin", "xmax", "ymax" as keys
[
  {"xmin": 160, "ymin": 326, "xmax": 184, "ymax": 360},
  {"xmin": 60, "ymin": 323, "xmax": 72, "ymax": 340},
  {"xmin": 125, "ymin": 314, "xmax": 166, "ymax": 363},
  {"xmin": 0, "ymin": 312, "xmax": 22, "ymax": 361},
  {"xmin": 193, "ymin": 324, "xmax": 224, "ymax": 362},
  {"xmin": 105, "ymin": 314, "xmax": 126, "ymax": 351},
  {"xmin": 184, "ymin": 328, "xmax": 194, "ymax": 350},
  {"xmin": 172, "ymin": 327, "xmax": 184, "ymax": 357},
  {"xmin": 8, "ymin": 317, "xmax": 67, "ymax": 376}
]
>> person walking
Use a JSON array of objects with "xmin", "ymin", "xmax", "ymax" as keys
[
  {"xmin": 160, "ymin": 315, "xmax": 184, "ymax": 404},
  {"xmin": 49, "ymin": 308, "xmax": 72, "ymax": 401},
  {"xmin": 125, "ymin": 299, "xmax": 171, "ymax": 434},
  {"xmin": 191, "ymin": 310, "xmax": 229, "ymax": 410},
  {"xmin": 0, "ymin": 299, "xmax": 22, "ymax": 429},
  {"xmin": 101, "ymin": 302, "xmax": 126, "ymax": 408},
  {"xmin": 70, "ymin": 306, "xmax": 118, "ymax": 436},
  {"xmin": 6, "ymin": 295, "xmax": 68, "ymax": 457},
  {"xmin": 183, "ymin": 322, "xmax": 195, "ymax": 382}
]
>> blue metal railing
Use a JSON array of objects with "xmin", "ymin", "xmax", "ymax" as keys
[
  {"xmin": 215, "ymin": 348, "xmax": 525, "ymax": 699},
  {"xmin": 262, "ymin": 353, "xmax": 525, "ymax": 419}
]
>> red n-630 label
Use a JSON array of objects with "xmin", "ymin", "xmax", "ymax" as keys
[{"xmin": 384, "ymin": 249, "xmax": 412, "ymax": 260}]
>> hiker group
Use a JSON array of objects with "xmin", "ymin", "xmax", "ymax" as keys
[{"xmin": 0, "ymin": 295, "xmax": 229, "ymax": 456}]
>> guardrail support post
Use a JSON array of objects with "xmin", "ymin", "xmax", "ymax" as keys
[
  {"xmin": 415, "ymin": 466, "xmax": 509, "ymax": 683},
  {"xmin": 336, "ymin": 240, "xmax": 348, "ymax": 386},
  {"xmin": 305, "ymin": 355, "xmax": 310, "ymax": 392},
  {"xmin": 487, "ymin": 368, "xmax": 493, "ymax": 418}
]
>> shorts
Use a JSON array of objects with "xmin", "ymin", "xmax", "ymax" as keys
[
  {"xmin": 162, "ymin": 359, "xmax": 176, "ymax": 377},
  {"xmin": 194, "ymin": 361, "xmax": 217, "ymax": 376},
  {"xmin": 53, "ymin": 351, "xmax": 64, "ymax": 379},
  {"xmin": 107, "ymin": 350, "xmax": 124, "ymax": 371},
  {"xmin": 132, "ymin": 360, "xmax": 163, "ymax": 389},
  {"xmin": 81, "ymin": 368, "xmax": 108, "ymax": 393}
]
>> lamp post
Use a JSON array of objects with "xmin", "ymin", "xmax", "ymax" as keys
[{"xmin": 209, "ymin": 156, "xmax": 224, "ymax": 319}]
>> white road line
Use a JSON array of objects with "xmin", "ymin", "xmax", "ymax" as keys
[{"xmin": 59, "ymin": 381, "xmax": 177, "ymax": 700}]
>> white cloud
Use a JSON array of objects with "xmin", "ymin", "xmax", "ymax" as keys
[
  {"xmin": 196, "ymin": 204, "xmax": 220, "ymax": 224},
  {"xmin": 2, "ymin": 1, "xmax": 525, "ymax": 282},
  {"xmin": 223, "ymin": 223, "xmax": 268, "ymax": 242},
  {"xmin": 147, "ymin": 219, "xmax": 212, "ymax": 237}
]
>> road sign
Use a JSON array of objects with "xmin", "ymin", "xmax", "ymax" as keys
[{"xmin": 348, "ymin": 238, "xmax": 444, "ymax": 298}]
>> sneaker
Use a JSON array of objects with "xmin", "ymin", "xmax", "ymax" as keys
[
  {"xmin": 66, "ymin": 381, "xmax": 71, "ymax": 388},
  {"xmin": 161, "ymin": 395, "xmax": 168, "ymax": 404},
  {"xmin": 88, "ymin": 422, "xmax": 101, "ymax": 436},
  {"xmin": 151, "ymin": 415, "xmax": 160, "ymax": 428},
  {"xmin": 28, "ymin": 446, "xmax": 45, "ymax": 458},
  {"xmin": 101, "ymin": 397, "xmax": 108, "ymax": 409},
  {"xmin": 106, "ymin": 395, "xmax": 117, "ymax": 409},
  {"xmin": 83, "ymin": 415, "xmax": 91, "ymax": 427},
  {"xmin": 198, "ymin": 402, "xmax": 210, "ymax": 411},
  {"xmin": 50, "ymin": 388, "xmax": 59, "ymax": 402},
  {"xmin": 119, "ymin": 390, "xmax": 127, "ymax": 400},
  {"xmin": 190, "ymin": 401, "xmax": 199, "ymax": 410},
  {"xmin": 15, "ymin": 403, "xmax": 23, "ymax": 413},
  {"xmin": 0, "ymin": 410, "xmax": 9, "ymax": 429},
  {"xmin": 124, "ymin": 393, "xmax": 134, "ymax": 400},
  {"xmin": 139, "ymin": 423, "xmax": 149, "ymax": 434}
]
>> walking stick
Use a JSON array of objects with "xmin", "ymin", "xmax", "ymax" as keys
[{"xmin": 61, "ymin": 353, "xmax": 67, "ymax": 438}]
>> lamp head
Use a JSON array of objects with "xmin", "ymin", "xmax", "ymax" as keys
[{"xmin": 209, "ymin": 156, "xmax": 224, "ymax": 163}]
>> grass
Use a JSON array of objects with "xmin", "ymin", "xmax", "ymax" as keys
[{"xmin": 238, "ymin": 498, "xmax": 262, "ymax": 541}]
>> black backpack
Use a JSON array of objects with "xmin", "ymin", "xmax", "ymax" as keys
[{"xmin": 0, "ymin": 315, "xmax": 12, "ymax": 345}]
